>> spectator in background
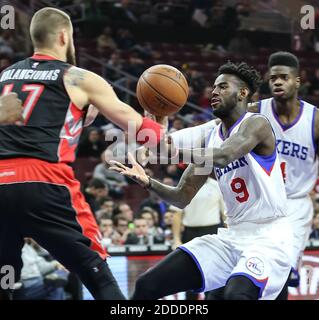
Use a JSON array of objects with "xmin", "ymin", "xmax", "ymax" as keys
[
  {"xmin": 113, "ymin": 202, "xmax": 134, "ymax": 223},
  {"xmin": 162, "ymin": 208, "xmax": 175, "ymax": 245},
  {"xmin": 77, "ymin": 127, "xmax": 106, "ymax": 158},
  {"xmin": 125, "ymin": 218, "xmax": 150, "ymax": 245},
  {"xmin": 198, "ymin": 86, "xmax": 213, "ymax": 109},
  {"xmin": 116, "ymin": 29, "xmax": 136, "ymax": 50},
  {"xmin": 14, "ymin": 239, "xmax": 67, "ymax": 300},
  {"xmin": 93, "ymin": 151, "xmax": 128, "ymax": 198},
  {"xmin": 309, "ymin": 211, "xmax": 319, "ymax": 240},
  {"xmin": 162, "ymin": 164, "xmax": 184, "ymax": 183},
  {"xmin": 96, "ymin": 26, "xmax": 117, "ymax": 55},
  {"xmin": 124, "ymin": 56, "xmax": 146, "ymax": 78},
  {"xmin": 139, "ymin": 208, "xmax": 165, "ymax": 244},
  {"xmin": 99, "ymin": 217, "xmax": 116, "ymax": 247},
  {"xmin": 95, "ymin": 196, "xmax": 115, "ymax": 221},
  {"xmin": 139, "ymin": 191, "xmax": 170, "ymax": 227},
  {"xmin": 84, "ymin": 178, "xmax": 109, "ymax": 214},
  {"xmin": 169, "ymin": 118, "xmax": 185, "ymax": 133},
  {"xmin": 299, "ymin": 69, "xmax": 312, "ymax": 98},
  {"xmin": 106, "ymin": 52, "xmax": 124, "ymax": 81},
  {"xmin": 113, "ymin": 214, "xmax": 130, "ymax": 245},
  {"xmin": 188, "ymin": 69, "xmax": 207, "ymax": 93}
]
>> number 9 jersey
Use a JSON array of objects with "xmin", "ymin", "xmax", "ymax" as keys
[
  {"xmin": 0, "ymin": 54, "xmax": 87, "ymax": 163},
  {"xmin": 208, "ymin": 112, "xmax": 287, "ymax": 226}
]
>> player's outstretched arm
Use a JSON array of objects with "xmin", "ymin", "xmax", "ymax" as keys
[
  {"xmin": 109, "ymin": 153, "xmax": 209, "ymax": 208},
  {"xmin": 178, "ymin": 115, "xmax": 274, "ymax": 167},
  {"xmin": 64, "ymin": 67, "xmax": 143, "ymax": 131},
  {"xmin": 64, "ymin": 67, "xmax": 164, "ymax": 147}
]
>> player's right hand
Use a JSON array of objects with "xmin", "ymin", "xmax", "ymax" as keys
[
  {"xmin": 144, "ymin": 110, "xmax": 168, "ymax": 128},
  {"xmin": 108, "ymin": 152, "xmax": 150, "ymax": 188},
  {"xmin": 0, "ymin": 92, "xmax": 24, "ymax": 124}
]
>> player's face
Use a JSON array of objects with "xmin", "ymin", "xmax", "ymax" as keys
[
  {"xmin": 269, "ymin": 66, "xmax": 300, "ymax": 102},
  {"xmin": 66, "ymin": 25, "xmax": 76, "ymax": 65},
  {"xmin": 211, "ymin": 74, "xmax": 239, "ymax": 117}
]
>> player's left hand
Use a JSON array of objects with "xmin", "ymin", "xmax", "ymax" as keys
[{"xmin": 108, "ymin": 152, "xmax": 150, "ymax": 187}]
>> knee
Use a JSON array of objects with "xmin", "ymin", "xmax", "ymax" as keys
[
  {"xmin": 224, "ymin": 277, "xmax": 259, "ymax": 300},
  {"xmin": 132, "ymin": 272, "xmax": 158, "ymax": 300}
]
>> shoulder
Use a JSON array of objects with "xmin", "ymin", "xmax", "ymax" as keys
[
  {"xmin": 239, "ymin": 114, "xmax": 272, "ymax": 135},
  {"xmin": 247, "ymin": 101, "xmax": 259, "ymax": 113}
]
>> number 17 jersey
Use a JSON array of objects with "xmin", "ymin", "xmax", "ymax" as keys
[
  {"xmin": 0, "ymin": 54, "xmax": 86, "ymax": 163},
  {"xmin": 207, "ymin": 112, "xmax": 287, "ymax": 226}
]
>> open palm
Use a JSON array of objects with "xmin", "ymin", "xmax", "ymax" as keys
[{"xmin": 108, "ymin": 152, "xmax": 150, "ymax": 187}]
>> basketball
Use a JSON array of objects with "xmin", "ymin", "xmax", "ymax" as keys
[{"xmin": 136, "ymin": 64, "xmax": 189, "ymax": 116}]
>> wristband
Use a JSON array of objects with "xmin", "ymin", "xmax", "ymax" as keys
[{"xmin": 136, "ymin": 117, "xmax": 164, "ymax": 147}]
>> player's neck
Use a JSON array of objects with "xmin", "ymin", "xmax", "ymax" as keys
[
  {"xmin": 33, "ymin": 48, "xmax": 66, "ymax": 62},
  {"xmin": 273, "ymin": 96, "xmax": 299, "ymax": 117},
  {"xmin": 221, "ymin": 108, "xmax": 246, "ymax": 133}
]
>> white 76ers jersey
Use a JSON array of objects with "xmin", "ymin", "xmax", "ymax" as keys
[
  {"xmin": 207, "ymin": 112, "xmax": 287, "ymax": 226},
  {"xmin": 259, "ymin": 98, "xmax": 318, "ymax": 198}
]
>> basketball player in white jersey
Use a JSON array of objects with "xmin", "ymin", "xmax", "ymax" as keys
[
  {"xmin": 248, "ymin": 52, "xmax": 318, "ymax": 298},
  {"xmin": 166, "ymin": 52, "xmax": 317, "ymax": 300},
  {"xmin": 109, "ymin": 61, "xmax": 293, "ymax": 300}
]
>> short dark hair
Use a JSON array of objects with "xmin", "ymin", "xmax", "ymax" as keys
[
  {"xmin": 30, "ymin": 7, "xmax": 71, "ymax": 48},
  {"xmin": 268, "ymin": 51, "xmax": 299, "ymax": 72},
  {"xmin": 88, "ymin": 178, "xmax": 106, "ymax": 190},
  {"xmin": 218, "ymin": 61, "xmax": 262, "ymax": 95},
  {"xmin": 113, "ymin": 214, "xmax": 128, "ymax": 226}
]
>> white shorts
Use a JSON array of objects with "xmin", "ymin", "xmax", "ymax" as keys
[
  {"xmin": 286, "ymin": 196, "xmax": 314, "ymax": 270},
  {"xmin": 180, "ymin": 217, "xmax": 293, "ymax": 300}
]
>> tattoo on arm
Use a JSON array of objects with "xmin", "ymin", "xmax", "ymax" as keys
[{"xmin": 64, "ymin": 67, "xmax": 86, "ymax": 87}]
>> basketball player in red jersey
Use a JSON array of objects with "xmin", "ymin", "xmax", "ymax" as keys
[{"xmin": 0, "ymin": 7, "xmax": 164, "ymax": 300}]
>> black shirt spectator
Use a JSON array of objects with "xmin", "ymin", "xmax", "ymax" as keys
[{"xmin": 77, "ymin": 127, "xmax": 106, "ymax": 158}]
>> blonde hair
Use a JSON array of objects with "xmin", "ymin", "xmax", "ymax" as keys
[{"xmin": 30, "ymin": 7, "xmax": 71, "ymax": 48}]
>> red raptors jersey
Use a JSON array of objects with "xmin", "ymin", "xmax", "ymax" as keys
[{"xmin": 0, "ymin": 54, "xmax": 87, "ymax": 163}]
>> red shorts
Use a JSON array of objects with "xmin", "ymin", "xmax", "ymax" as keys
[{"xmin": 0, "ymin": 157, "xmax": 108, "ymax": 260}]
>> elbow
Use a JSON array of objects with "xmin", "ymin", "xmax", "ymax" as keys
[
  {"xmin": 175, "ymin": 191, "xmax": 192, "ymax": 209},
  {"xmin": 176, "ymin": 200, "xmax": 190, "ymax": 210}
]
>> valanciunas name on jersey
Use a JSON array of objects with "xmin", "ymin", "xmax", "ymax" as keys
[{"xmin": 0, "ymin": 68, "xmax": 61, "ymax": 82}]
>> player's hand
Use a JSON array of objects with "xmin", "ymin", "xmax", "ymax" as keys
[
  {"xmin": 108, "ymin": 152, "xmax": 150, "ymax": 187},
  {"xmin": 0, "ymin": 92, "xmax": 24, "ymax": 125},
  {"xmin": 144, "ymin": 110, "xmax": 168, "ymax": 129},
  {"xmin": 135, "ymin": 145, "xmax": 154, "ymax": 167}
]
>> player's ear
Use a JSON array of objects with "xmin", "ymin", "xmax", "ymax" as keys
[
  {"xmin": 296, "ymin": 76, "xmax": 301, "ymax": 89},
  {"xmin": 59, "ymin": 29, "xmax": 68, "ymax": 46},
  {"xmin": 238, "ymin": 87, "xmax": 249, "ymax": 101}
]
